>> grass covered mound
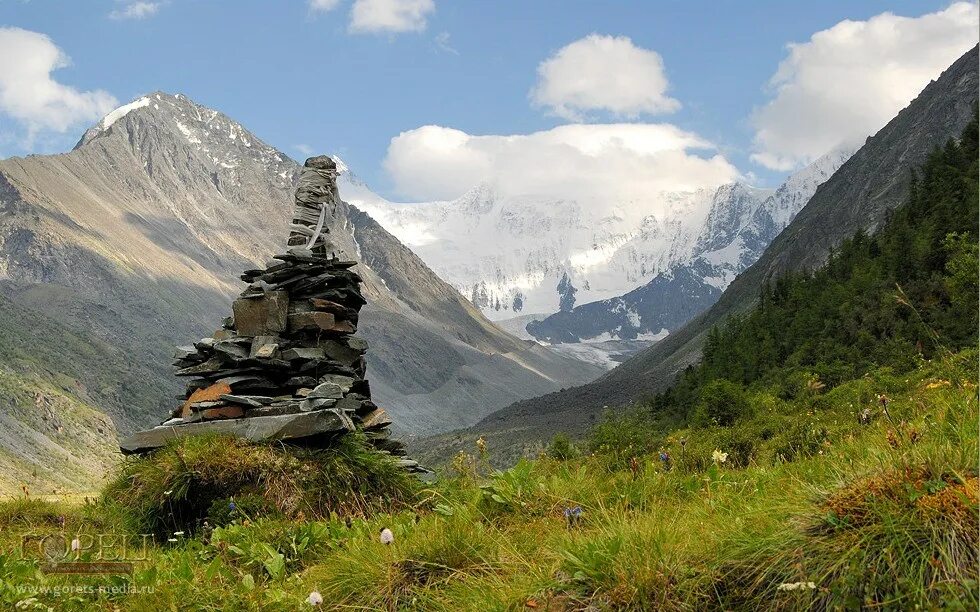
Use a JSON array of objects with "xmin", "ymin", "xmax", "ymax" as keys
[{"xmin": 103, "ymin": 432, "xmax": 421, "ymax": 537}]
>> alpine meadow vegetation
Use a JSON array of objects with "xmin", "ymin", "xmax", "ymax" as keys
[{"xmin": 0, "ymin": 116, "xmax": 976, "ymax": 611}]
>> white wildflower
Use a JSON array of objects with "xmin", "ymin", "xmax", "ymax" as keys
[
  {"xmin": 70, "ymin": 537, "xmax": 81, "ymax": 551},
  {"xmin": 379, "ymin": 528, "xmax": 394, "ymax": 545},
  {"xmin": 712, "ymin": 449, "xmax": 729, "ymax": 464},
  {"xmin": 307, "ymin": 591, "xmax": 323, "ymax": 606},
  {"xmin": 777, "ymin": 581, "xmax": 816, "ymax": 591},
  {"xmin": 173, "ymin": 531, "xmax": 184, "ymax": 536}
]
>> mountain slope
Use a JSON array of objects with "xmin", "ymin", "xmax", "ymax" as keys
[
  {"xmin": 0, "ymin": 92, "xmax": 599, "ymax": 491},
  {"xmin": 454, "ymin": 44, "xmax": 979, "ymax": 454}
]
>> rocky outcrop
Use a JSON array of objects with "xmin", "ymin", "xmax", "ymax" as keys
[{"xmin": 120, "ymin": 157, "xmax": 420, "ymax": 473}]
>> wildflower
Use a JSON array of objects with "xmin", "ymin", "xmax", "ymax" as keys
[
  {"xmin": 163, "ymin": 490, "xmax": 172, "ymax": 496},
  {"xmin": 858, "ymin": 407, "xmax": 872, "ymax": 425},
  {"xmin": 307, "ymin": 591, "xmax": 323, "ymax": 606},
  {"xmin": 71, "ymin": 537, "xmax": 81, "ymax": 551},
  {"xmin": 173, "ymin": 531, "xmax": 185, "ymax": 537},
  {"xmin": 167, "ymin": 538, "xmax": 178, "ymax": 543},
  {"xmin": 712, "ymin": 449, "xmax": 728, "ymax": 464},
  {"xmin": 228, "ymin": 501, "xmax": 237, "ymax": 511},
  {"xmin": 777, "ymin": 581, "xmax": 816, "ymax": 591},
  {"xmin": 379, "ymin": 528, "xmax": 394, "ymax": 545},
  {"xmin": 476, "ymin": 437, "xmax": 487, "ymax": 453},
  {"xmin": 563, "ymin": 506, "xmax": 583, "ymax": 528}
]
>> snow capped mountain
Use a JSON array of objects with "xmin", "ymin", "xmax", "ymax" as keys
[
  {"xmin": 340, "ymin": 145, "xmax": 848, "ymax": 315},
  {"xmin": 341, "ymin": 174, "xmax": 769, "ymax": 320},
  {"xmin": 338, "ymin": 144, "xmax": 852, "ymax": 354},
  {"xmin": 527, "ymin": 147, "xmax": 856, "ymax": 345}
]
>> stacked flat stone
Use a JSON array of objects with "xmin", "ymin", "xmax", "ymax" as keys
[{"xmin": 120, "ymin": 156, "xmax": 423, "ymax": 474}]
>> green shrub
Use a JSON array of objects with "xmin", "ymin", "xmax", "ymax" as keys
[
  {"xmin": 547, "ymin": 433, "xmax": 579, "ymax": 461},
  {"xmin": 692, "ymin": 379, "xmax": 750, "ymax": 427}
]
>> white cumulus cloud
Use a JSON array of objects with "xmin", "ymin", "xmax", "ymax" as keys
[
  {"xmin": 751, "ymin": 2, "xmax": 979, "ymax": 170},
  {"xmin": 349, "ymin": 0, "xmax": 435, "ymax": 34},
  {"xmin": 530, "ymin": 34, "xmax": 680, "ymax": 121},
  {"xmin": 0, "ymin": 27, "xmax": 117, "ymax": 144},
  {"xmin": 383, "ymin": 123, "xmax": 739, "ymax": 209},
  {"xmin": 109, "ymin": 1, "xmax": 162, "ymax": 20}
]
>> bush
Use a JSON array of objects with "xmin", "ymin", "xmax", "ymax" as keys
[
  {"xmin": 547, "ymin": 433, "xmax": 579, "ymax": 461},
  {"xmin": 692, "ymin": 379, "xmax": 750, "ymax": 427}
]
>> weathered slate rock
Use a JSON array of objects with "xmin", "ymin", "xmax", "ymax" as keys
[
  {"xmin": 220, "ymin": 394, "xmax": 271, "ymax": 407},
  {"xmin": 232, "ymin": 291, "xmax": 289, "ymax": 336},
  {"xmin": 281, "ymin": 347, "xmax": 324, "ymax": 361},
  {"xmin": 173, "ymin": 346, "xmax": 198, "ymax": 360},
  {"xmin": 249, "ymin": 336, "xmax": 279, "ymax": 359},
  {"xmin": 318, "ymin": 339, "xmax": 361, "ymax": 366},
  {"xmin": 299, "ymin": 397, "xmax": 338, "ymax": 412},
  {"xmin": 360, "ymin": 408, "xmax": 392, "ymax": 430},
  {"xmin": 176, "ymin": 357, "xmax": 224, "ymax": 377},
  {"xmin": 120, "ymin": 410, "xmax": 354, "ymax": 454},
  {"xmin": 285, "ymin": 376, "xmax": 318, "ymax": 387},
  {"xmin": 319, "ymin": 374, "xmax": 354, "ymax": 392},
  {"xmin": 309, "ymin": 382, "xmax": 343, "ymax": 399},
  {"xmin": 288, "ymin": 311, "xmax": 335, "ymax": 331}
]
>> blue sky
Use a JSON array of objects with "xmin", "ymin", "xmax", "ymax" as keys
[{"xmin": 0, "ymin": 0, "xmax": 976, "ymax": 201}]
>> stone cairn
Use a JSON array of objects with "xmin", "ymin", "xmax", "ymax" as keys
[{"xmin": 120, "ymin": 156, "xmax": 424, "ymax": 474}]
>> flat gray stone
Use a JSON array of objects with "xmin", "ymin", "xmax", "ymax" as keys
[
  {"xmin": 299, "ymin": 397, "xmax": 338, "ymax": 412},
  {"xmin": 319, "ymin": 374, "xmax": 354, "ymax": 391},
  {"xmin": 120, "ymin": 410, "xmax": 354, "ymax": 454},
  {"xmin": 281, "ymin": 347, "xmax": 324, "ymax": 361},
  {"xmin": 220, "ymin": 395, "xmax": 270, "ymax": 407},
  {"xmin": 232, "ymin": 291, "xmax": 289, "ymax": 336},
  {"xmin": 173, "ymin": 346, "xmax": 198, "ymax": 360},
  {"xmin": 309, "ymin": 382, "xmax": 343, "ymax": 399},
  {"xmin": 249, "ymin": 336, "xmax": 279, "ymax": 359}
]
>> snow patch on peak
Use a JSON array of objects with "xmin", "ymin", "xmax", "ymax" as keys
[
  {"xmin": 331, "ymin": 155, "xmax": 350, "ymax": 175},
  {"xmin": 100, "ymin": 97, "xmax": 150, "ymax": 131}
]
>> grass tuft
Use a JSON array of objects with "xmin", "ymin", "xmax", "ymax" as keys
[{"xmin": 103, "ymin": 432, "xmax": 420, "ymax": 537}]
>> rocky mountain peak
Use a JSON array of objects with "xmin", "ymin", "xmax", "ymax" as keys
[{"xmin": 74, "ymin": 92, "xmax": 297, "ymax": 189}]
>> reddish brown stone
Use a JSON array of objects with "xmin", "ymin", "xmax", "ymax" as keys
[
  {"xmin": 200, "ymin": 405, "xmax": 245, "ymax": 420},
  {"xmin": 310, "ymin": 298, "xmax": 347, "ymax": 313},
  {"xmin": 179, "ymin": 382, "xmax": 232, "ymax": 418}
]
